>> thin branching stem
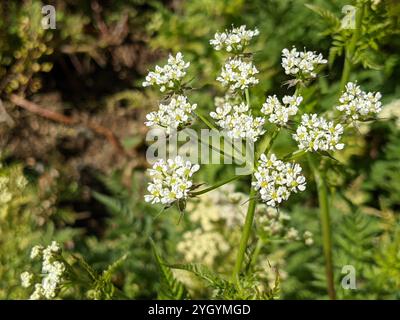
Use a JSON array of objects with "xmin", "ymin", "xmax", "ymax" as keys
[{"xmin": 339, "ymin": 2, "xmax": 365, "ymax": 92}]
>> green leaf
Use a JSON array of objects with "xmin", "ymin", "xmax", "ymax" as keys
[
  {"xmin": 305, "ymin": 4, "xmax": 341, "ymax": 32},
  {"xmin": 169, "ymin": 262, "xmax": 227, "ymax": 288},
  {"xmin": 150, "ymin": 239, "xmax": 189, "ymax": 300}
]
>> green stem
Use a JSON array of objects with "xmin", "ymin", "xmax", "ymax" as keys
[
  {"xmin": 250, "ymin": 237, "xmax": 265, "ymax": 268},
  {"xmin": 190, "ymin": 175, "xmax": 242, "ymax": 196},
  {"xmin": 194, "ymin": 110, "xmax": 217, "ymax": 131},
  {"xmin": 256, "ymin": 128, "xmax": 279, "ymax": 160},
  {"xmin": 308, "ymin": 154, "xmax": 336, "ymax": 300},
  {"xmin": 186, "ymin": 128, "xmax": 244, "ymax": 163},
  {"xmin": 339, "ymin": 3, "xmax": 365, "ymax": 92},
  {"xmin": 231, "ymin": 177, "xmax": 257, "ymax": 283},
  {"xmin": 245, "ymin": 88, "xmax": 251, "ymax": 107}
]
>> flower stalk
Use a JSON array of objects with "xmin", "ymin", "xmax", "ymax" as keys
[
  {"xmin": 308, "ymin": 153, "xmax": 336, "ymax": 300},
  {"xmin": 339, "ymin": 2, "xmax": 365, "ymax": 92}
]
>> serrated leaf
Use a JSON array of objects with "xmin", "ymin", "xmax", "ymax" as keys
[{"xmin": 150, "ymin": 239, "xmax": 189, "ymax": 300}]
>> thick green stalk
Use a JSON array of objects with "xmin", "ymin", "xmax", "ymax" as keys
[
  {"xmin": 339, "ymin": 3, "xmax": 365, "ymax": 92},
  {"xmin": 231, "ymin": 87, "xmax": 257, "ymax": 283},
  {"xmin": 308, "ymin": 154, "xmax": 336, "ymax": 300},
  {"xmin": 231, "ymin": 178, "xmax": 257, "ymax": 283}
]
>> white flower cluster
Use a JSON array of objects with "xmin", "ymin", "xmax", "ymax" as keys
[
  {"xmin": 177, "ymin": 230, "xmax": 230, "ymax": 266},
  {"xmin": 22, "ymin": 241, "xmax": 66, "ymax": 300},
  {"xmin": 337, "ymin": 82, "xmax": 382, "ymax": 121},
  {"xmin": 210, "ymin": 102, "xmax": 265, "ymax": 141},
  {"xmin": 217, "ymin": 57, "xmax": 259, "ymax": 91},
  {"xmin": 187, "ymin": 184, "xmax": 245, "ymax": 230},
  {"xmin": 145, "ymin": 95, "xmax": 197, "ymax": 134},
  {"xmin": 144, "ymin": 156, "xmax": 200, "ymax": 206},
  {"xmin": 303, "ymin": 231, "xmax": 314, "ymax": 246},
  {"xmin": 210, "ymin": 25, "xmax": 259, "ymax": 52},
  {"xmin": 253, "ymin": 154, "xmax": 306, "ymax": 207},
  {"xmin": 177, "ymin": 185, "xmax": 244, "ymax": 267},
  {"xmin": 261, "ymin": 94, "xmax": 303, "ymax": 126},
  {"xmin": 281, "ymin": 47, "xmax": 327, "ymax": 79},
  {"xmin": 293, "ymin": 113, "xmax": 344, "ymax": 152},
  {"xmin": 257, "ymin": 207, "xmax": 313, "ymax": 245},
  {"xmin": 20, "ymin": 271, "xmax": 33, "ymax": 288},
  {"xmin": 142, "ymin": 52, "xmax": 190, "ymax": 92},
  {"xmin": 257, "ymin": 207, "xmax": 292, "ymax": 236}
]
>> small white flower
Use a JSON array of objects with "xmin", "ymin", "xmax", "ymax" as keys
[
  {"xmin": 20, "ymin": 271, "xmax": 33, "ymax": 288},
  {"xmin": 217, "ymin": 57, "xmax": 259, "ymax": 91},
  {"xmin": 293, "ymin": 113, "xmax": 345, "ymax": 152},
  {"xmin": 210, "ymin": 25, "xmax": 259, "ymax": 52},
  {"xmin": 145, "ymin": 95, "xmax": 197, "ymax": 134},
  {"xmin": 30, "ymin": 245, "xmax": 44, "ymax": 259},
  {"xmin": 210, "ymin": 101, "xmax": 265, "ymax": 142},
  {"xmin": 337, "ymin": 82, "xmax": 382, "ymax": 121},
  {"xmin": 177, "ymin": 230, "xmax": 230, "ymax": 266},
  {"xmin": 281, "ymin": 46, "xmax": 327, "ymax": 79},
  {"xmin": 253, "ymin": 154, "xmax": 306, "ymax": 207},
  {"xmin": 261, "ymin": 94, "xmax": 303, "ymax": 126},
  {"xmin": 142, "ymin": 52, "xmax": 190, "ymax": 92},
  {"xmin": 30, "ymin": 284, "xmax": 44, "ymax": 300},
  {"xmin": 48, "ymin": 241, "xmax": 61, "ymax": 253},
  {"xmin": 26, "ymin": 242, "xmax": 66, "ymax": 300},
  {"xmin": 286, "ymin": 227, "xmax": 300, "ymax": 240},
  {"xmin": 303, "ymin": 231, "xmax": 314, "ymax": 246},
  {"xmin": 145, "ymin": 156, "xmax": 200, "ymax": 206}
]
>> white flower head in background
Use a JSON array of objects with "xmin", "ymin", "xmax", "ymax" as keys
[
  {"xmin": 30, "ymin": 245, "xmax": 44, "ymax": 259},
  {"xmin": 337, "ymin": 82, "xmax": 382, "ymax": 121},
  {"xmin": 210, "ymin": 101, "xmax": 265, "ymax": 142},
  {"xmin": 23, "ymin": 241, "xmax": 66, "ymax": 300},
  {"xmin": 253, "ymin": 154, "xmax": 306, "ymax": 207},
  {"xmin": 210, "ymin": 25, "xmax": 259, "ymax": 52},
  {"xmin": 293, "ymin": 113, "xmax": 345, "ymax": 152},
  {"xmin": 20, "ymin": 271, "xmax": 33, "ymax": 288},
  {"xmin": 145, "ymin": 95, "xmax": 197, "ymax": 134},
  {"xmin": 281, "ymin": 46, "xmax": 327, "ymax": 79},
  {"xmin": 142, "ymin": 52, "xmax": 190, "ymax": 92},
  {"xmin": 261, "ymin": 94, "xmax": 303, "ymax": 126},
  {"xmin": 303, "ymin": 230, "xmax": 314, "ymax": 246},
  {"xmin": 145, "ymin": 156, "xmax": 200, "ymax": 206},
  {"xmin": 217, "ymin": 57, "xmax": 259, "ymax": 91},
  {"xmin": 177, "ymin": 230, "xmax": 230, "ymax": 266}
]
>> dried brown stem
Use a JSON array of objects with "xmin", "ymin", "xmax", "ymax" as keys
[{"xmin": 10, "ymin": 94, "xmax": 128, "ymax": 156}]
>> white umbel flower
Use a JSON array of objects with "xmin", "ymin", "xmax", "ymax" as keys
[
  {"xmin": 145, "ymin": 95, "xmax": 197, "ymax": 134},
  {"xmin": 281, "ymin": 47, "xmax": 327, "ymax": 79},
  {"xmin": 210, "ymin": 25, "xmax": 259, "ymax": 52},
  {"xmin": 142, "ymin": 52, "xmax": 190, "ymax": 92},
  {"xmin": 217, "ymin": 57, "xmax": 259, "ymax": 91},
  {"xmin": 253, "ymin": 154, "xmax": 306, "ymax": 207},
  {"xmin": 303, "ymin": 230, "xmax": 314, "ymax": 246},
  {"xmin": 210, "ymin": 102, "xmax": 265, "ymax": 142},
  {"xmin": 144, "ymin": 156, "xmax": 200, "ymax": 206},
  {"xmin": 30, "ymin": 245, "xmax": 44, "ymax": 259},
  {"xmin": 20, "ymin": 271, "xmax": 33, "ymax": 288},
  {"xmin": 25, "ymin": 241, "xmax": 66, "ymax": 300},
  {"xmin": 177, "ymin": 230, "xmax": 230, "ymax": 266},
  {"xmin": 337, "ymin": 82, "xmax": 382, "ymax": 121},
  {"xmin": 293, "ymin": 113, "xmax": 345, "ymax": 152},
  {"xmin": 261, "ymin": 94, "xmax": 303, "ymax": 126}
]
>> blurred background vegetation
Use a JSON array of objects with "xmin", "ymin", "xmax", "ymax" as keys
[{"xmin": 0, "ymin": 0, "xmax": 399, "ymax": 299}]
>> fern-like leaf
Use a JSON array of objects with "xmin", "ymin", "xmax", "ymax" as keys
[{"xmin": 150, "ymin": 239, "xmax": 189, "ymax": 300}]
